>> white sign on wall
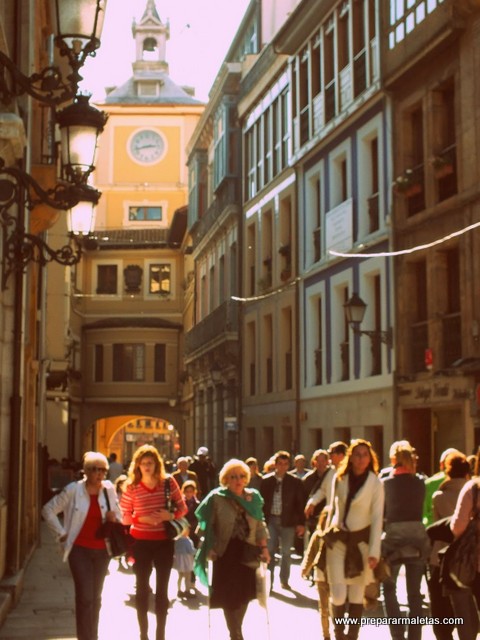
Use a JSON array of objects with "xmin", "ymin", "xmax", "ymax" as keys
[{"xmin": 326, "ymin": 198, "xmax": 353, "ymax": 255}]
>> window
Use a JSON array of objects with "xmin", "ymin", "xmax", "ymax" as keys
[
  {"xmin": 291, "ymin": 1, "xmax": 378, "ymax": 150},
  {"xmin": 368, "ymin": 137, "xmax": 380, "ymax": 233},
  {"xmin": 244, "ymin": 79, "xmax": 290, "ymax": 201},
  {"xmin": 188, "ymin": 151, "xmax": 208, "ymax": 227},
  {"xmin": 128, "ymin": 206, "xmax": 162, "ymax": 221},
  {"xmin": 213, "ymin": 98, "xmax": 238, "ymax": 191},
  {"xmin": 154, "ymin": 344, "xmax": 166, "ymax": 382},
  {"xmin": 316, "ymin": 298, "xmax": 323, "ymax": 385},
  {"xmin": 149, "ymin": 264, "xmax": 171, "ymax": 295},
  {"xmin": 96, "ymin": 265, "xmax": 118, "ymax": 294},
  {"xmin": 113, "ymin": 344, "xmax": 145, "ymax": 381},
  {"xmin": 388, "ymin": 0, "xmax": 444, "ymax": 50},
  {"xmin": 94, "ymin": 345, "xmax": 103, "ymax": 382}
]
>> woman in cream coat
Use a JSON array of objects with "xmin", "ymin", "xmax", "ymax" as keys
[{"xmin": 325, "ymin": 439, "xmax": 384, "ymax": 640}]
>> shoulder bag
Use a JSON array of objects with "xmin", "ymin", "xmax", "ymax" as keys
[
  {"xmin": 96, "ymin": 489, "xmax": 133, "ymax": 558},
  {"xmin": 439, "ymin": 482, "xmax": 479, "ymax": 588},
  {"xmin": 164, "ymin": 476, "xmax": 189, "ymax": 540}
]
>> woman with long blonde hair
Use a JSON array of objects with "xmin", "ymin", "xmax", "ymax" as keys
[{"xmin": 120, "ymin": 445, "xmax": 187, "ymax": 640}]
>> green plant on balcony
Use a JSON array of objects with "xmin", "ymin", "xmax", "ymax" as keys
[
  {"xmin": 430, "ymin": 150, "xmax": 455, "ymax": 178},
  {"xmin": 393, "ymin": 168, "xmax": 421, "ymax": 196}
]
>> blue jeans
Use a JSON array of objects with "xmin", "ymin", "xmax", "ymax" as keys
[
  {"xmin": 383, "ymin": 561, "xmax": 425, "ymax": 640},
  {"xmin": 267, "ymin": 516, "xmax": 295, "ymax": 585},
  {"xmin": 68, "ymin": 544, "xmax": 110, "ymax": 640},
  {"xmin": 132, "ymin": 538, "xmax": 174, "ymax": 639}
]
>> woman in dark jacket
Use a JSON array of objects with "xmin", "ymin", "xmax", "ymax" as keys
[
  {"xmin": 429, "ymin": 452, "xmax": 470, "ymax": 640},
  {"xmin": 381, "ymin": 442, "xmax": 429, "ymax": 640}
]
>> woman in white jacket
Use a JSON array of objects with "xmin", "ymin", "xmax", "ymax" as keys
[
  {"xmin": 325, "ymin": 439, "xmax": 384, "ymax": 640},
  {"xmin": 42, "ymin": 451, "xmax": 122, "ymax": 640}
]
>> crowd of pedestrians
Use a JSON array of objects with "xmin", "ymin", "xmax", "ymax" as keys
[{"xmin": 40, "ymin": 440, "xmax": 480, "ymax": 640}]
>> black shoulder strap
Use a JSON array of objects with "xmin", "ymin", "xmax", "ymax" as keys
[
  {"xmin": 164, "ymin": 475, "xmax": 172, "ymax": 510},
  {"xmin": 473, "ymin": 482, "xmax": 479, "ymax": 519},
  {"xmin": 103, "ymin": 487, "xmax": 111, "ymax": 510}
]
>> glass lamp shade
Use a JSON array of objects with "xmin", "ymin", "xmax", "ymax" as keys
[
  {"xmin": 57, "ymin": 95, "xmax": 108, "ymax": 184},
  {"xmin": 344, "ymin": 292, "xmax": 367, "ymax": 325},
  {"xmin": 51, "ymin": 0, "xmax": 108, "ymax": 61},
  {"xmin": 67, "ymin": 186, "xmax": 99, "ymax": 234}
]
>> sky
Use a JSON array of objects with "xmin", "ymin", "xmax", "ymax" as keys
[{"xmin": 79, "ymin": 0, "xmax": 252, "ymax": 102}]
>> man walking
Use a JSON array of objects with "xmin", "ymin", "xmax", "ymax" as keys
[{"xmin": 260, "ymin": 450, "xmax": 305, "ymax": 590}]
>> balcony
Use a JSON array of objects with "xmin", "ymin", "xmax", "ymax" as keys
[
  {"xmin": 184, "ymin": 299, "xmax": 240, "ymax": 357},
  {"xmin": 192, "ymin": 178, "xmax": 239, "ymax": 246},
  {"xmin": 383, "ymin": 0, "xmax": 466, "ymax": 85}
]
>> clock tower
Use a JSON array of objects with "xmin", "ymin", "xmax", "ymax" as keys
[{"xmin": 65, "ymin": 0, "xmax": 204, "ymax": 460}]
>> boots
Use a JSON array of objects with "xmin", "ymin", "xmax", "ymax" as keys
[
  {"xmin": 137, "ymin": 610, "xmax": 148, "ymax": 640},
  {"xmin": 223, "ymin": 605, "xmax": 247, "ymax": 640},
  {"xmin": 330, "ymin": 603, "xmax": 346, "ymax": 640},
  {"xmin": 346, "ymin": 603, "xmax": 363, "ymax": 640},
  {"xmin": 155, "ymin": 611, "xmax": 167, "ymax": 640}
]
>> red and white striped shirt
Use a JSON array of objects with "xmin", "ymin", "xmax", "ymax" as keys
[{"xmin": 120, "ymin": 477, "xmax": 187, "ymax": 541}]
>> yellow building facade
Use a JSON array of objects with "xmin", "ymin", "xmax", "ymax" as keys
[{"xmin": 45, "ymin": 0, "xmax": 203, "ymax": 469}]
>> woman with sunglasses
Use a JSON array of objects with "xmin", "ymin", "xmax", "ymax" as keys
[
  {"xmin": 42, "ymin": 451, "xmax": 122, "ymax": 640},
  {"xmin": 120, "ymin": 444, "xmax": 187, "ymax": 640},
  {"xmin": 194, "ymin": 458, "xmax": 270, "ymax": 640}
]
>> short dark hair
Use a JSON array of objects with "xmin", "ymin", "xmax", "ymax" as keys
[
  {"xmin": 328, "ymin": 441, "xmax": 348, "ymax": 456},
  {"xmin": 274, "ymin": 450, "xmax": 291, "ymax": 463}
]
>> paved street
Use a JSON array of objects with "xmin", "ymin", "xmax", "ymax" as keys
[{"xmin": 0, "ymin": 523, "xmax": 445, "ymax": 639}]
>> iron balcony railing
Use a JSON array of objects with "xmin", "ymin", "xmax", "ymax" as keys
[{"xmin": 184, "ymin": 299, "xmax": 240, "ymax": 356}]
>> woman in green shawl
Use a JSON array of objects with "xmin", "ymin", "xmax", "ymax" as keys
[{"xmin": 194, "ymin": 458, "xmax": 270, "ymax": 639}]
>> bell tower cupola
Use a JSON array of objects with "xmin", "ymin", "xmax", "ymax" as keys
[{"xmin": 132, "ymin": 0, "xmax": 170, "ymax": 75}]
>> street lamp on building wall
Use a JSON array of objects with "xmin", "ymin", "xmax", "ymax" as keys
[
  {"xmin": 0, "ymin": 0, "xmax": 109, "ymax": 288},
  {"xmin": 344, "ymin": 292, "xmax": 393, "ymax": 348},
  {"xmin": 0, "ymin": 0, "xmax": 108, "ymax": 105},
  {"xmin": 0, "ymin": 95, "xmax": 107, "ymax": 289}
]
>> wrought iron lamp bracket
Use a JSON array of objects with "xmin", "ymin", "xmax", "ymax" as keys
[
  {"xmin": 0, "ymin": 50, "xmax": 76, "ymax": 106},
  {"xmin": 351, "ymin": 325, "xmax": 393, "ymax": 348},
  {"xmin": 0, "ymin": 161, "xmax": 98, "ymax": 290}
]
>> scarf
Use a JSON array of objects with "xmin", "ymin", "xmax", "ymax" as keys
[{"xmin": 193, "ymin": 487, "xmax": 264, "ymax": 586}]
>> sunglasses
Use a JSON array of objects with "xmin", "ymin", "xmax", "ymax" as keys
[
  {"xmin": 229, "ymin": 474, "xmax": 248, "ymax": 480},
  {"xmin": 88, "ymin": 466, "xmax": 108, "ymax": 474}
]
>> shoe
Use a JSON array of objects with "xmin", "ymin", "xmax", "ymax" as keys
[
  {"xmin": 177, "ymin": 590, "xmax": 186, "ymax": 598},
  {"xmin": 185, "ymin": 590, "xmax": 196, "ymax": 599},
  {"xmin": 280, "ymin": 582, "xmax": 292, "ymax": 590}
]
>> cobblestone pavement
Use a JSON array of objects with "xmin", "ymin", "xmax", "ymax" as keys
[{"xmin": 0, "ymin": 523, "xmax": 450, "ymax": 639}]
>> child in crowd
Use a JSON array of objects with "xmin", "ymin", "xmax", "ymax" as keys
[
  {"xmin": 173, "ymin": 528, "xmax": 196, "ymax": 599},
  {"xmin": 182, "ymin": 480, "xmax": 200, "ymax": 547}
]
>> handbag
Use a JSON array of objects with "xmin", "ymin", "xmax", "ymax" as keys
[
  {"xmin": 439, "ymin": 482, "xmax": 479, "ymax": 589},
  {"xmin": 426, "ymin": 515, "xmax": 454, "ymax": 543},
  {"xmin": 241, "ymin": 541, "xmax": 261, "ymax": 569},
  {"xmin": 164, "ymin": 476, "xmax": 189, "ymax": 541},
  {"xmin": 96, "ymin": 489, "xmax": 133, "ymax": 558}
]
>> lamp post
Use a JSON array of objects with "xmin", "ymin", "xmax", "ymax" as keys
[
  {"xmin": 343, "ymin": 292, "xmax": 393, "ymax": 348},
  {"xmin": 0, "ymin": 0, "xmax": 109, "ymax": 105}
]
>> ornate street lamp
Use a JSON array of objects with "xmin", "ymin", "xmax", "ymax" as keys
[
  {"xmin": 0, "ymin": 0, "xmax": 108, "ymax": 105},
  {"xmin": 0, "ymin": 93, "xmax": 107, "ymax": 288},
  {"xmin": 0, "ymin": 160, "xmax": 101, "ymax": 289},
  {"xmin": 57, "ymin": 94, "xmax": 109, "ymax": 184},
  {"xmin": 344, "ymin": 292, "xmax": 393, "ymax": 348}
]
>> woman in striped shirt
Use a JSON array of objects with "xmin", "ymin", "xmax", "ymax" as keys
[{"xmin": 120, "ymin": 445, "xmax": 187, "ymax": 640}]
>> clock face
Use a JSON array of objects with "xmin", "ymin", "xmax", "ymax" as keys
[{"xmin": 129, "ymin": 129, "xmax": 165, "ymax": 164}]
